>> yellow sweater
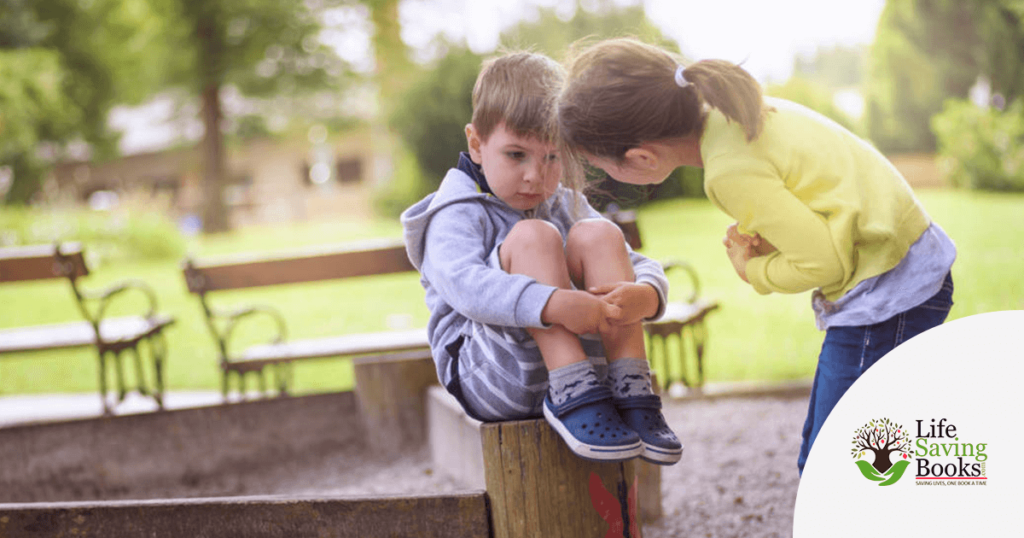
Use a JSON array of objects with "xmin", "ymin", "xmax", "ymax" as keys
[{"xmin": 700, "ymin": 97, "xmax": 930, "ymax": 301}]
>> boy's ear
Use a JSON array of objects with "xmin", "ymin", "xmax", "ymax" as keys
[
  {"xmin": 623, "ymin": 146, "xmax": 659, "ymax": 170},
  {"xmin": 465, "ymin": 123, "xmax": 484, "ymax": 164}
]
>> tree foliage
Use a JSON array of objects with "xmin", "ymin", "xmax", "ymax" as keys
[
  {"xmin": 0, "ymin": 0, "xmax": 168, "ymax": 202},
  {"xmin": 852, "ymin": 417, "xmax": 911, "ymax": 474},
  {"xmin": 153, "ymin": 0, "xmax": 353, "ymax": 232},
  {"xmin": 866, "ymin": 0, "xmax": 1024, "ymax": 153},
  {"xmin": 933, "ymin": 98, "xmax": 1024, "ymax": 192}
]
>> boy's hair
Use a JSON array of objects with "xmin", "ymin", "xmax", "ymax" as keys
[
  {"xmin": 557, "ymin": 37, "xmax": 770, "ymax": 173},
  {"xmin": 472, "ymin": 52, "xmax": 565, "ymax": 143}
]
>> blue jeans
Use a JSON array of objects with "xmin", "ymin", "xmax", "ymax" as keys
[{"xmin": 797, "ymin": 272, "xmax": 954, "ymax": 474}]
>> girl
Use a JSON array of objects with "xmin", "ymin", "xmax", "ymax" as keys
[{"xmin": 556, "ymin": 38, "xmax": 956, "ymax": 473}]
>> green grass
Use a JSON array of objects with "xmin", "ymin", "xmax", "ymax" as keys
[{"xmin": 1, "ymin": 190, "xmax": 1021, "ymax": 395}]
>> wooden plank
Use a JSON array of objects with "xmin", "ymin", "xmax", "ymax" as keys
[
  {"xmin": 0, "ymin": 244, "xmax": 88, "ymax": 283},
  {"xmin": 0, "ymin": 493, "xmax": 491, "ymax": 538},
  {"xmin": 499, "ymin": 419, "xmax": 528, "ymax": 538},
  {"xmin": 643, "ymin": 298, "xmax": 720, "ymax": 337},
  {"xmin": 184, "ymin": 239, "xmax": 413, "ymax": 292},
  {"xmin": 517, "ymin": 421, "xmax": 543, "ymax": 534},
  {"xmin": 0, "ymin": 315, "xmax": 174, "ymax": 355},
  {"xmin": 232, "ymin": 328, "xmax": 430, "ymax": 366},
  {"xmin": 482, "ymin": 418, "xmax": 643, "ymax": 538},
  {"xmin": 481, "ymin": 423, "xmax": 510, "ymax": 537}
]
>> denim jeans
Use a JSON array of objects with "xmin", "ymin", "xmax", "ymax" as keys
[{"xmin": 797, "ymin": 272, "xmax": 954, "ymax": 474}]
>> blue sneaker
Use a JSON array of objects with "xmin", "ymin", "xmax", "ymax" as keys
[
  {"xmin": 542, "ymin": 385, "xmax": 643, "ymax": 462},
  {"xmin": 615, "ymin": 394, "xmax": 683, "ymax": 465}
]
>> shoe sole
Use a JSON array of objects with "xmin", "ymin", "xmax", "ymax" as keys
[
  {"xmin": 639, "ymin": 442, "xmax": 684, "ymax": 465},
  {"xmin": 543, "ymin": 403, "xmax": 643, "ymax": 462}
]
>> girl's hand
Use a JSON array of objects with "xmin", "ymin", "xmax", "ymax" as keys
[
  {"xmin": 587, "ymin": 281, "xmax": 659, "ymax": 326},
  {"xmin": 724, "ymin": 223, "xmax": 777, "ymax": 257},
  {"xmin": 725, "ymin": 240, "xmax": 752, "ymax": 283},
  {"xmin": 543, "ymin": 289, "xmax": 623, "ymax": 334}
]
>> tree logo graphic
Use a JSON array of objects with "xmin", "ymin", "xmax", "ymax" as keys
[{"xmin": 852, "ymin": 417, "xmax": 912, "ymax": 486}]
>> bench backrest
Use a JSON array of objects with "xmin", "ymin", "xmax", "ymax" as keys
[
  {"xmin": 0, "ymin": 243, "xmax": 89, "ymax": 284},
  {"xmin": 183, "ymin": 238, "xmax": 415, "ymax": 294}
]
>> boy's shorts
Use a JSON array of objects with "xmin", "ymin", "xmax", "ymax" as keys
[{"xmin": 445, "ymin": 240, "xmax": 607, "ymax": 422}]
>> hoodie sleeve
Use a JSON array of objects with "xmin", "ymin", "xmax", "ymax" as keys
[{"xmin": 420, "ymin": 202, "xmax": 558, "ymax": 328}]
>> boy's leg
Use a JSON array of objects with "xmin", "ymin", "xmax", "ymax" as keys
[
  {"xmin": 501, "ymin": 219, "xmax": 641, "ymax": 461},
  {"xmin": 565, "ymin": 218, "xmax": 682, "ymax": 465}
]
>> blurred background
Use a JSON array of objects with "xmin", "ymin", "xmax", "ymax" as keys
[{"xmin": 1, "ymin": 0, "xmax": 1022, "ymax": 397}]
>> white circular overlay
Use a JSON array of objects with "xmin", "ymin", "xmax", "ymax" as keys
[{"xmin": 794, "ymin": 311, "xmax": 1024, "ymax": 536}]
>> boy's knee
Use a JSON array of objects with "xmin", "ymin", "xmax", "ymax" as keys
[
  {"xmin": 501, "ymin": 220, "xmax": 564, "ymax": 267},
  {"xmin": 566, "ymin": 218, "xmax": 626, "ymax": 253}
]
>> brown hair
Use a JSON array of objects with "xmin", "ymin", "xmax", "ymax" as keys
[
  {"xmin": 557, "ymin": 38, "xmax": 769, "ymax": 174},
  {"xmin": 472, "ymin": 51, "xmax": 565, "ymax": 142}
]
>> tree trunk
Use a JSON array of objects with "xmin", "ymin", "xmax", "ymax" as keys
[
  {"xmin": 196, "ymin": 11, "xmax": 230, "ymax": 234},
  {"xmin": 872, "ymin": 449, "xmax": 893, "ymax": 474},
  {"xmin": 199, "ymin": 82, "xmax": 229, "ymax": 233}
]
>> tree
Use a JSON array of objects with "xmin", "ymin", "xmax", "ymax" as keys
[
  {"xmin": 1, "ymin": 0, "xmax": 168, "ymax": 203},
  {"xmin": 865, "ymin": 0, "xmax": 1024, "ymax": 152},
  {"xmin": 154, "ymin": 0, "xmax": 352, "ymax": 232},
  {"xmin": 851, "ymin": 417, "xmax": 911, "ymax": 474}
]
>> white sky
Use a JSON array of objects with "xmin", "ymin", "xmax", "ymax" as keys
[
  {"xmin": 397, "ymin": 0, "xmax": 887, "ymax": 82},
  {"xmin": 114, "ymin": 0, "xmax": 888, "ymax": 154}
]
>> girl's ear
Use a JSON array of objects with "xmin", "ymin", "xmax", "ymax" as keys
[
  {"xmin": 465, "ymin": 124, "xmax": 484, "ymax": 164},
  {"xmin": 623, "ymin": 146, "xmax": 659, "ymax": 170}
]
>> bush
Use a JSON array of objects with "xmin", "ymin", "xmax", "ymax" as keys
[
  {"xmin": 0, "ymin": 207, "xmax": 187, "ymax": 267},
  {"xmin": 932, "ymin": 99, "xmax": 1024, "ymax": 192}
]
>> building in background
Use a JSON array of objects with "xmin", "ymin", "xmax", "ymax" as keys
[{"xmin": 47, "ymin": 126, "xmax": 378, "ymax": 230}]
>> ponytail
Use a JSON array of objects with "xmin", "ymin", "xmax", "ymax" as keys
[
  {"xmin": 557, "ymin": 38, "xmax": 770, "ymax": 174},
  {"xmin": 683, "ymin": 59, "xmax": 767, "ymax": 141}
]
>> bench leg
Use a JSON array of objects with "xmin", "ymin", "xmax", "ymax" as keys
[
  {"xmin": 97, "ymin": 350, "xmax": 111, "ymax": 415},
  {"xmin": 148, "ymin": 334, "xmax": 167, "ymax": 410}
]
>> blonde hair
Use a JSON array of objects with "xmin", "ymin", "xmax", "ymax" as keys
[
  {"xmin": 557, "ymin": 37, "xmax": 770, "ymax": 180},
  {"xmin": 472, "ymin": 51, "xmax": 565, "ymax": 143}
]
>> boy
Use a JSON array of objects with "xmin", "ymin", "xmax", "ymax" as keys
[{"xmin": 401, "ymin": 52, "xmax": 682, "ymax": 464}]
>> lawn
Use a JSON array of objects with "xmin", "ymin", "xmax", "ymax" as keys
[{"xmin": 1, "ymin": 190, "xmax": 1021, "ymax": 396}]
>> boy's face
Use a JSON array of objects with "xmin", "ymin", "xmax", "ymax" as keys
[{"xmin": 465, "ymin": 122, "xmax": 561, "ymax": 211}]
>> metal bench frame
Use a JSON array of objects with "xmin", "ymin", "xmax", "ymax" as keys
[
  {"xmin": 0, "ymin": 243, "xmax": 173, "ymax": 413},
  {"xmin": 182, "ymin": 239, "xmax": 429, "ymax": 398}
]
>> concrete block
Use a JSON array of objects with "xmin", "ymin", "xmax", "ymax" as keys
[{"xmin": 426, "ymin": 386, "xmax": 485, "ymax": 489}]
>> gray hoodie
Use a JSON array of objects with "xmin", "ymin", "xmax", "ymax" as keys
[{"xmin": 401, "ymin": 166, "xmax": 668, "ymax": 385}]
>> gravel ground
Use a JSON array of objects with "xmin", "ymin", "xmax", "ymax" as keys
[{"xmin": 135, "ymin": 393, "xmax": 807, "ymax": 538}]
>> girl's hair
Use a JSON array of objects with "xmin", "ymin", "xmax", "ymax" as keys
[{"xmin": 557, "ymin": 37, "xmax": 769, "ymax": 184}]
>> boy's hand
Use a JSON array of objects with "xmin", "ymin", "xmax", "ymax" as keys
[
  {"xmin": 587, "ymin": 282, "xmax": 659, "ymax": 326},
  {"xmin": 542, "ymin": 289, "xmax": 622, "ymax": 334}
]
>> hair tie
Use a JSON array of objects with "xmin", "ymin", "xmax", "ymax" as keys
[{"xmin": 674, "ymin": 65, "xmax": 690, "ymax": 88}]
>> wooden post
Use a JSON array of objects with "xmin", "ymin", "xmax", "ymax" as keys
[
  {"xmin": 353, "ymin": 349, "xmax": 438, "ymax": 455},
  {"xmin": 482, "ymin": 419, "xmax": 648, "ymax": 538}
]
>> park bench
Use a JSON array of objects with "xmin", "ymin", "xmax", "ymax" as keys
[
  {"xmin": 0, "ymin": 243, "xmax": 174, "ymax": 413},
  {"xmin": 182, "ymin": 239, "xmax": 431, "ymax": 398},
  {"xmin": 607, "ymin": 209, "xmax": 721, "ymax": 392}
]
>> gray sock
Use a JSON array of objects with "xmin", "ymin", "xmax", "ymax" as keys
[
  {"xmin": 607, "ymin": 358, "xmax": 653, "ymax": 399},
  {"xmin": 548, "ymin": 361, "xmax": 601, "ymax": 406}
]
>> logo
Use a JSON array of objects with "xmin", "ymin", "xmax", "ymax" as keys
[
  {"xmin": 851, "ymin": 417, "xmax": 912, "ymax": 486},
  {"xmin": 913, "ymin": 418, "xmax": 988, "ymax": 485}
]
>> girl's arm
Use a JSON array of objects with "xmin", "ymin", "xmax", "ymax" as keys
[{"xmin": 705, "ymin": 164, "xmax": 847, "ymax": 294}]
